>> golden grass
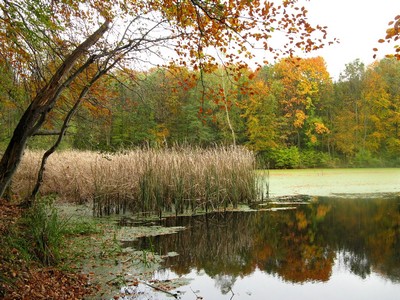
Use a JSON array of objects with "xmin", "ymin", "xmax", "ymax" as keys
[{"xmin": 13, "ymin": 147, "xmax": 259, "ymax": 215}]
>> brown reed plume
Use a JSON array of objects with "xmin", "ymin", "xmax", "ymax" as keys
[{"xmin": 13, "ymin": 147, "xmax": 260, "ymax": 216}]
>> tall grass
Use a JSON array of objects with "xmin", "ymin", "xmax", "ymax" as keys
[
  {"xmin": 23, "ymin": 198, "xmax": 67, "ymax": 265},
  {"xmin": 1, "ymin": 197, "xmax": 67, "ymax": 266},
  {"xmin": 13, "ymin": 147, "xmax": 260, "ymax": 215}
]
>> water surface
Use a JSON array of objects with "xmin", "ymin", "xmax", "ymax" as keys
[
  {"xmin": 264, "ymin": 168, "xmax": 400, "ymax": 197},
  {"xmin": 122, "ymin": 169, "xmax": 400, "ymax": 299},
  {"xmin": 126, "ymin": 195, "xmax": 400, "ymax": 299}
]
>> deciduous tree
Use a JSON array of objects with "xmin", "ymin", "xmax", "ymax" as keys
[
  {"xmin": 272, "ymin": 56, "xmax": 332, "ymax": 149},
  {"xmin": 242, "ymin": 73, "xmax": 279, "ymax": 152},
  {"xmin": 0, "ymin": 0, "xmax": 332, "ymax": 200}
]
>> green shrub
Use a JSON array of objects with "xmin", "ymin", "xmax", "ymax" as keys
[
  {"xmin": 300, "ymin": 150, "xmax": 333, "ymax": 168},
  {"xmin": 255, "ymin": 150, "xmax": 273, "ymax": 169},
  {"xmin": 271, "ymin": 147, "xmax": 301, "ymax": 169},
  {"xmin": 353, "ymin": 149, "xmax": 383, "ymax": 167}
]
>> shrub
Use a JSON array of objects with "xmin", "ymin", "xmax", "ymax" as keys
[
  {"xmin": 271, "ymin": 147, "xmax": 301, "ymax": 169},
  {"xmin": 300, "ymin": 150, "xmax": 333, "ymax": 168},
  {"xmin": 353, "ymin": 149, "xmax": 383, "ymax": 167}
]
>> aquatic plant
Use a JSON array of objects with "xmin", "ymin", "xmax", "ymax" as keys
[{"xmin": 13, "ymin": 147, "xmax": 259, "ymax": 215}]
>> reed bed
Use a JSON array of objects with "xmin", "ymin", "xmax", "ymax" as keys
[{"xmin": 12, "ymin": 147, "xmax": 260, "ymax": 216}]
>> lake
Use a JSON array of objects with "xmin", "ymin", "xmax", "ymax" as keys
[
  {"xmin": 120, "ymin": 169, "xmax": 400, "ymax": 300},
  {"xmin": 262, "ymin": 168, "xmax": 400, "ymax": 197}
]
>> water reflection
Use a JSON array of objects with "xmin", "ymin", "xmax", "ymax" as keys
[{"xmin": 126, "ymin": 196, "xmax": 400, "ymax": 298}]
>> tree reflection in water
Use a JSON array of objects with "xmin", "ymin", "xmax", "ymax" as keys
[{"xmin": 126, "ymin": 195, "xmax": 400, "ymax": 297}]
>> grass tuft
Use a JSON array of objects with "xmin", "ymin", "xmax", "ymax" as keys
[{"xmin": 22, "ymin": 197, "xmax": 67, "ymax": 266}]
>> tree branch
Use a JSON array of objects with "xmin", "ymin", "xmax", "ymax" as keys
[{"xmin": 33, "ymin": 130, "xmax": 65, "ymax": 136}]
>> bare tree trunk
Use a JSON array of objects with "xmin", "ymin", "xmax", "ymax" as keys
[
  {"xmin": 0, "ymin": 21, "xmax": 110, "ymax": 200},
  {"xmin": 29, "ymin": 97, "xmax": 87, "ymax": 204},
  {"xmin": 29, "ymin": 53, "xmax": 120, "ymax": 203},
  {"xmin": 0, "ymin": 104, "xmax": 44, "ymax": 200},
  {"xmin": 220, "ymin": 70, "xmax": 236, "ymax": 146}
]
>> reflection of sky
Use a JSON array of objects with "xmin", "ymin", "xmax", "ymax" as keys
[
  {"xmin": 150, "ymin": 261, "xmax": 400, "ymax": 300},
  {"xmin": 118, "ymin": 177, "xmax": 400, "ymax": 300}
]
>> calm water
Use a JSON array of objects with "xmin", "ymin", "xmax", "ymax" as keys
[
  {"xmin": 264, "ymin": 168, "xmax": 400, "ymax": 197},
  {"xmin": 123, "ymin": 169, "xmax": 400, "ymax": 300},
  {"xmin": 128, "ymin": 197, "xmax": 400, "ymax": 299}
]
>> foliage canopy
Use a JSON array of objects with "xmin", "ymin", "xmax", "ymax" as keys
[{"xmin": 0, "ymin": 0, "xmax": 334, "ymax": 199}]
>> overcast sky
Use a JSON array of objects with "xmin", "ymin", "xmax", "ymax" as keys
[
  {"xmin": 149, "ymin": 0, "xmax": 399, "ymax": 80},
  {"xmin": 303, "ymin": 0, "xmax": 400, "ymax": 80}
]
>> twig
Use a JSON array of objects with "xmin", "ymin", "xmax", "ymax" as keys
[
  {"xmin": 190, "ymin": 286, "xmax": 203, "ymax": 299},
  {"xmin": 229, "ymin": 286, "xmax": 235, "ymax": 300},
  {"xmin": 139, "ymin": 280, "xmax": 179, "ymax": 299}
]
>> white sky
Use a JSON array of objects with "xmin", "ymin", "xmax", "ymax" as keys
[
  {"xmin": 302, "ymin": 0, "xmax": 400, "ymax": 80},
  {"xmin": 136, "ymin": 0, "xmax": 399, "ymax": 81}
]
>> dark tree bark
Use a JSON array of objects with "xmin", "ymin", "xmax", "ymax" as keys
[
  {"xmin": 29, "ymin": 54, "xmax": 119, "ymax": 202},
  {"xmin": 0, "ymin": 21, "xmax": 110, "ymax": 200}
]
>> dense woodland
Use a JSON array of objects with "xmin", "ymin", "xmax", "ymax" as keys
[
  {"xmin": 0, "ymin": 1, "xmax": 399, "ymax": 299},
  {"xmin": 1, "ymin": 56, "xmax": 399, "ymax": 168}
]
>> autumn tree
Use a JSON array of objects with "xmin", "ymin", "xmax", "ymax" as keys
[
  {"xmin": 192, "ymin": 65, "xmax": 250, "ymax": 145},
  {"xmin": 330, "ymin": 58, "xmax": 400, "ymax": 165},
  {"xmin": 331, "ymin": 59, "xmax": 366, "ymax": 157},
  {"xmin": 242, "ymin": 67, "xmax": 279, "ymax": 152},
  {"xmin": 0, "ymin": 64, "xmax": 24, "ymax": 150},
  {"xmin": 272, "ymin": 56, "xmax": 332, "ymax": 149},
  {"xmin": 374, "ymin": 58, "xmax": 400, "ymax": 159},
  {"xmin": 108, "ymin": 70, "xmax": 159, "ymax": 148},
  {"xmin": 375, "ymin": 15, "xmax": 400, "ymax": 60},
  {"xmin": 361, "ymin": 59, "xmax": 400, "ymax": 161},
  {"xmin": 0, "ymin": 0, "xmax": 332, "ymax": 200}
]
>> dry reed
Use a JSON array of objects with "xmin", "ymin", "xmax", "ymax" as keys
[{"xmin": 12, "ymin": 147, "xmax": 259, "ymax": 215}]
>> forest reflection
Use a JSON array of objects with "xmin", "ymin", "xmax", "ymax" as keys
[{"xmin": 128, "ymin": 196, "xmax": 400, "ymax": 284}]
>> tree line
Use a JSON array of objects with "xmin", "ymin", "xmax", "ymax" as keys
[
  {"xmin": 2, "ymin": 56, "xmax": 398, "ymax": 168},
  {"xmin": 0, "ymin": 1, "xmax": 398, "ymax": 202},
  {"xmin": 0, "ymin": 0, "xmax": 335, "ymax": 200}
]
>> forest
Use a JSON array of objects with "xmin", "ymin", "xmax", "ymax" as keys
[
  {"xmin": 1, "ymin": 1, "xmax": 399, "ymax": 298},
  {"xmin": 2, "ymin": 56, "xmax": 399, "ymax": 168}
]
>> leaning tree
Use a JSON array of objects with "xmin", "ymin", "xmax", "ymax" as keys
[{"xmin": 0, "ymin": 0, "xmax": 333, "ymax": 201}]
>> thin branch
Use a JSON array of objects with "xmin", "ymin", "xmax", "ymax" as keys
[
  {"xmin": 30, "ymin": 40, "xmax": 127, "ymax": 200},
  {"xmin": 139, "ymin": 281, "xmax": 178, "ymax": 299},
  {"xmin": 33, "ymin": 130, "xmax": 64, "ymax": 136}
]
